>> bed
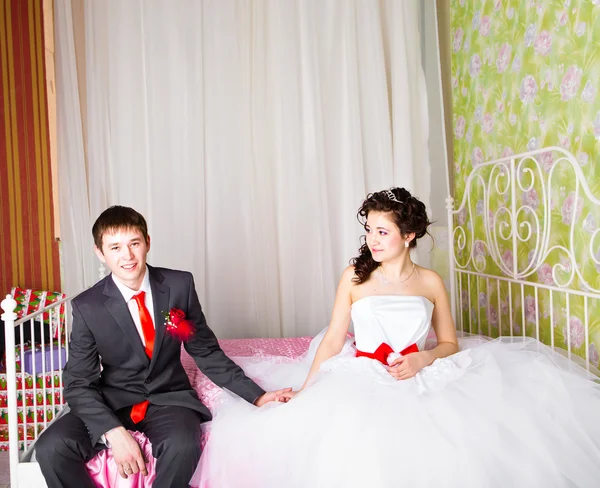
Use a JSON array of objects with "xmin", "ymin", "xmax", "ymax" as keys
[
  {"xmin": 1, "ymin": 146, "xmax": 598, "ymax": 487},
  {"xmin": 447, "ymin": 146, "xmax": 600, "ymax": 370}
]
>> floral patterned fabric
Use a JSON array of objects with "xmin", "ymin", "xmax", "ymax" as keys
[{"xmin": 450, "ymin": 0, "xmax": 600, "ymax": 368}]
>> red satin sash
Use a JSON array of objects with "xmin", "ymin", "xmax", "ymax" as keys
[{"xmin": 356, "ymin": 342, "xmax": 419, "ymax": 365}]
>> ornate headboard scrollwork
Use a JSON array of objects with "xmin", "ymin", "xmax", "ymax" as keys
[{"xmin": 446, "ymin": 147, "xmax": 600, "ymax": 371}]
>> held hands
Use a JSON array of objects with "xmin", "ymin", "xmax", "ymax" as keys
[
  {"xmin": 254, "ymin": 387, "xmax": 295, "ymax": 407},
  {"xmin": 105, "ymin": 426, "xmax": 148, "ymax": 479},
  {"xmin": 387, "ymin": 351, "xmax": 430, "ymax": 380}
]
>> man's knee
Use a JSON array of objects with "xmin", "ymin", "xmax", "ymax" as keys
[
  {"xmin": 158, "ymin": 424, "xmax": 202, "ymax": 461},
  {"xmin": 36, "ymin": 423, "xmax": 65, "ymax": 464},
  {"xmin": 35, "ymin": 414, "xmax": 92, "ymax": 465}
]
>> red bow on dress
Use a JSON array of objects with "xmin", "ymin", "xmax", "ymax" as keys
[{"xmin": 356, "ymin": 342, "xmax": 419, "ymax": 365}]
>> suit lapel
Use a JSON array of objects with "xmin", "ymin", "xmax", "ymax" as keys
[
  {"xmin": 103, "ymin": 278, "xmax": 150, "ymax": 367},
  {"xmin": 148, "ymin": 266, "xmax": 170, "ymax": 372}
]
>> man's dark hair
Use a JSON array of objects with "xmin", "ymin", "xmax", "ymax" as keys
[{"xmin": 92, "ymin": 206, "xmax": 149, "ymax": 250}]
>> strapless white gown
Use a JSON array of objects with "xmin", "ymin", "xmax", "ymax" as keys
[{"xmin": 191, "ymin": 296, "xmax": 600, "ymax": 488}]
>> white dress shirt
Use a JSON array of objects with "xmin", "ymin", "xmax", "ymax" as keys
[
  {"xmin": 111, "ymin": 266, "xmax": 156, "ymax": 343},
  {"xmin": 102, "ymin": 267, "xmax": 155, "ymax": 445}
]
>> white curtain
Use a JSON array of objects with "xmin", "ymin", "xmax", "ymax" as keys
[
  {"xmin": 58, "ymin": 0, "xmax": 429, "ymax": 338},
  {"xmin": 55, "ymin": 0, "xmax": 97, "ymax": 296},
  {"xmin": 421, "ymin": 0, "xmax": 452, "ymax": 289}
]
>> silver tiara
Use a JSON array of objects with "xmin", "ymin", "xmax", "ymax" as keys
[{"xmin": 383, "ymin": 190, "xmax": 403, "ymax": 204}]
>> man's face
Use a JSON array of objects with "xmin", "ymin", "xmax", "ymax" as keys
[{"xmin": 94, "ymin": 227, "xmax": 150, "ymax": 290}]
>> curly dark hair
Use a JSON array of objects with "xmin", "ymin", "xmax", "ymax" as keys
[
  {"xmin": 350, "ymin": 188, "xmax": 432, "ymax": 284},
  {"xmin": 92, "ymin": 205, "xmax": 149, "ymax": 251}
]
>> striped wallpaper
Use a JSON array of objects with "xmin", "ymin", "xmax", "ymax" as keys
[{"xmin": 0, "ymin": 0, "xmax": 61, "ymax": 294}]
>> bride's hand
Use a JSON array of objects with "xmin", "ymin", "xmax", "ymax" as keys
[
  {"xmin": 388, "ymin": 352, "xmax": 429, "ymax": 380},
  {"xmin": 284, "ymin": 390, "xmax": 299, "ymax": 401},
  {"xmin": 254, "ymin": 388, "xmax": 295, "ymax": 407}
]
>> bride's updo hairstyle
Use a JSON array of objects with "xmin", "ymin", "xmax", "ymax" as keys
[{"xmin": 351, "ymin": 187, "xmax": 432, "ymax": 284}]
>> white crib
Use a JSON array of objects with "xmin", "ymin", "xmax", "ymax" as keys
[
  {"xmin": 1, "ymin": 146, "xmax": 599, "ymax": 487},
  {"xmin": 0, "ymin": 294, "xmax": 72, "ymax": 487},
  {"xmin": 0, "ymin": 266, "xmax": 106, "ymax": 487}
]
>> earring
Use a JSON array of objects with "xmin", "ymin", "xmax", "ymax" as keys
[{"xmin": 405, "ymin": 241, "xmax": 410, "ymax": 248}]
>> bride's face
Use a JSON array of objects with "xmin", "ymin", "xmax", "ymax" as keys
[{"xmin": 365, "ymin": 211, "xmax": 404, "ymax": 262}]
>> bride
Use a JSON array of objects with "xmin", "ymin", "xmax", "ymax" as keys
[{"xmin": 192, "ymin": 188, "xmax": 600, "ymax": 488}]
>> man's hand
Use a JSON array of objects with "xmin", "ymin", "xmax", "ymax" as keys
[
  {"xmin": 105, "ymin": 426, "xmax": 147, "ymax": 479},
  {"xmin": 254, "ymin": 387, "xmax": 294, "ymax": 407},
  {"xmin": 387, "ymin": 352, "xmax": 430, "ymax": 380}
]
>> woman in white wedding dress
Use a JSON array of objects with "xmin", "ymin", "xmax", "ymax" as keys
[{"xmin": 192, "ymin": 188, "xmax": 600, "ymax": 488}]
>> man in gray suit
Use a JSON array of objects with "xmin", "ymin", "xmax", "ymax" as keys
[{"xmin": 36, "ymin": 206, "xmax": 292, "ymax": 488}]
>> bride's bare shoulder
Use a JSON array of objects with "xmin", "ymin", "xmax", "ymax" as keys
[
  {"xmin": 341, "ymin": 265, "xmax": 357, "ymax": 281},
  {"xmin": 416, "ymin": 266, "xmax": 446, "ymax": 290},
  {"xmin": 339, "ymin": 265, "xmax": 370, "ymax": 302},
  {"xmin": 337, "ymin": 265, "xmax": 360, "ymax": 291}
]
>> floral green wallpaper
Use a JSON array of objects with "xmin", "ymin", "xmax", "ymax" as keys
[{"xmin": 450, "ymin": 0, "xmax": 600, "ymax": 368}]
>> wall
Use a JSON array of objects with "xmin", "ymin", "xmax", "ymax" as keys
[
  {"xmin": 0, "ymin": 0, "xmax": 61, "ymax": 293},
  {"xmin": 451, "ymin": 0, "xmax": 600, "ymax": 367}
]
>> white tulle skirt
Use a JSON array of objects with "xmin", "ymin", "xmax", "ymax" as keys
[{"xmin": 191, "ymin": 331, "xmax": 600, "ymax": 488}]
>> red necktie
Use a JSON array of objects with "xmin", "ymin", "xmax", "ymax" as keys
[{"xmin": 130, "ymin": 291, "xmax": 155, "ymax": 423}]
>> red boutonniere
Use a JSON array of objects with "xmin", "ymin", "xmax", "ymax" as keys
[{"xmin": 162, "ymin": 308, "xmax": 195, "ymax": 341}]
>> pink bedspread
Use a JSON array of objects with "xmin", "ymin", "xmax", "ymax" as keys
[{"xmin": 85, "ymin": 336, "xmax": 312, "ymax": 487}]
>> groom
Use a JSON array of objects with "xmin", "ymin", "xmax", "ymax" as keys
[{"xmin": 36, "ymin": 205, "xmax": 292, "ymax": 488}]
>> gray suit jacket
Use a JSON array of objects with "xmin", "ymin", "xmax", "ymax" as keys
[{"xmin": 63, "ymin": 265, "xmax": 265, "ymax": 444}]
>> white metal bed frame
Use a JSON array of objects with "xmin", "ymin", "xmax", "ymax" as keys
[
  {"xmin": 1, "ymin": 147, "xmax": 599, "ymax": 487},
  {"xmin": 446, "ymin": 146, "xmax": 600, "ymax": 370}
]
